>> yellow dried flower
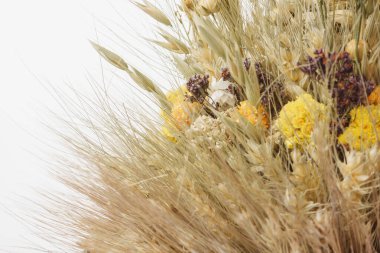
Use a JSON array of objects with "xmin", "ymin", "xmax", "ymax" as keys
[
  {"xmin": 161, "ymin": 86, "xmax": 201, "ymax": 141},
  {"xmin": 161, "ymin": 101, "xmax": 202, "ymax": 132},
  {"xmin": 172, "ymin": 102, "xmax": 201, "ymax": 129},
  {"xmin": 368, "ymin": 86, "xmax": 380, "ymax": 105},
  {"xmin": 161, "ymin": 126, "xmax": 177, "ymax": 143},
  {"xmin": 278, "ymin": 94, "xmax": 327, "ymax": 148},
  {"xmin": 166, "ymin": 85, "xmax": 188, "ymax": 105},
  {"xmin": 338, "ymin": 105, "xmax": 380, "ymax": 150},
  {"xmin": 237, "ymin": 101, "xmax": 269, "ymax": 128}
]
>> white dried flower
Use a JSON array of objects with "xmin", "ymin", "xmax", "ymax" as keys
[{"xmin": 208, "ymin": 78, "xmax": 237, "ymax": 111}]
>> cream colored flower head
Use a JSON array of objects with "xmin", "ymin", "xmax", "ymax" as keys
[
  {"xmin": 185, "ymin": 115, "xmax": 229, "ymax": 149},
  {"xmin": 278, "ymin": 94, "xmax": 327, "ymax": 149}
]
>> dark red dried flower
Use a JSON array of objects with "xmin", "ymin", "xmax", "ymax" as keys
[{"xmin": 221, "ymin": 67, "xmax": 233, "ymax": 82}]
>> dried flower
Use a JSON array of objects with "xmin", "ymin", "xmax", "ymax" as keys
[
  {"xmin": 221, "ymin": 67, "xmax": 233, "ymax": 82},
  {"xmin": 299, "ymin": 50, "xmax": 375, "ymax": 118},
  {"xmin": 338, "ymin": 105, "xmax": 380, "ymax": 150},
  {"xmin": 220, "ymin": 64, "xmax": 245, "ymax": 103},
  {"xmin": 161, "ymin": 126, "xmax": 177, "ymax": 143},
  {"xmin": 368, "ymin": 86, "xmax": 380, "ymax": 105},
  {"xmin": 237, "ymin": 101, "xmax": 269, "ymax": 128},
  {"xmin": 162, "ymin": 86, "xmax": 202, "ymax": 133},
  {"xmin": 166, "ymin": 85, "xmax": 189, "ymax": 105},
  {"xmin": 50, "ymin": 1, "xmax": 380, "ymax": 252},
  {"xmin": 334, "ymin": 75, "xmax": 375, "ymax": 116},
  {"xmin": 170, "ymin": 101, "xmax": 202, "ymax": 130},
  {"xmin": 186, "ymin": 74, "xmax": 210, "ymax": 103},
  {"xmin": 208, "ymin": 78, "xmax": 237, "ymax": 111},
  {"xmin": 161, "ymin": 86, "xmax": 200, "ymax": 140},
  {"xmin": 185, "ymin": 115, "xmax": 230, "ymax": 149},
  {"xmin": 278, "ymin": 94, "xmax": 327, "ymax": 148}
]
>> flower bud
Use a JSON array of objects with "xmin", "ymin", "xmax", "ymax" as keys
[
  {"xmin": 345, "ymin": 39, "xmax": 367, "ymax": 60},
  {"xmin": 182, "ymin": 0, "xmax": 195, "ymax": 10},
  {"xmin": 198, "ymin": 0, "xmax": 221, "ymax": 15}
]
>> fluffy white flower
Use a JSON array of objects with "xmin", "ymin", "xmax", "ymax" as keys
[
  {"xmin": 209, "ymin": 78, "xmax": 230, "ymax": 90},
  {"xmin": 185, "ymin": 115, "xmax": 230, "ymax": 149}
]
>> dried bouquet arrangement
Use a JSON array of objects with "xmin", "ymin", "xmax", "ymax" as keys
[{"xmin": 45, "ymin": 0, "xmax": 380, "ymax": 252}]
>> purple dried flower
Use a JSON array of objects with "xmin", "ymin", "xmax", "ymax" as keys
[
  {"xmin": 298, "ymin": 49, "xmax": 329, "ymax": 76},
  {"xmin": 299, "ymin": 49, "xmax": 376, "ymax": 132},
  {"xmin": 333, "ymin": 75, "xmax": 375, "ymax": 116},
  {"xmin": 186, "ymin": 74, "xmax": 210, "ymax": 103}
]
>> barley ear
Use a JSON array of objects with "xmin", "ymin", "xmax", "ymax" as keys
[
  {"xmin": 90, "ymin": 41, "xmax": 129, "ymax": 71},
  {"xmin": 133, "ymin": 0, "xmax": 171, "ymax": 26}
]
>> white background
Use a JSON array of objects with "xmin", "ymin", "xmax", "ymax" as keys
[{"xmin": 0, "ymin": 1, "xmax": 168, "ymax": 251}]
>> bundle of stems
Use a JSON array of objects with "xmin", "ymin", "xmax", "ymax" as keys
[{"xmin": 44, "ymin": 1, "xmax": 380, "ymax": 252}]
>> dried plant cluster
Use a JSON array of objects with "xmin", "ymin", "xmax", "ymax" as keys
[{"xmin": 48, "ymin": 0, "xmax": 380, "ymax": 252}]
